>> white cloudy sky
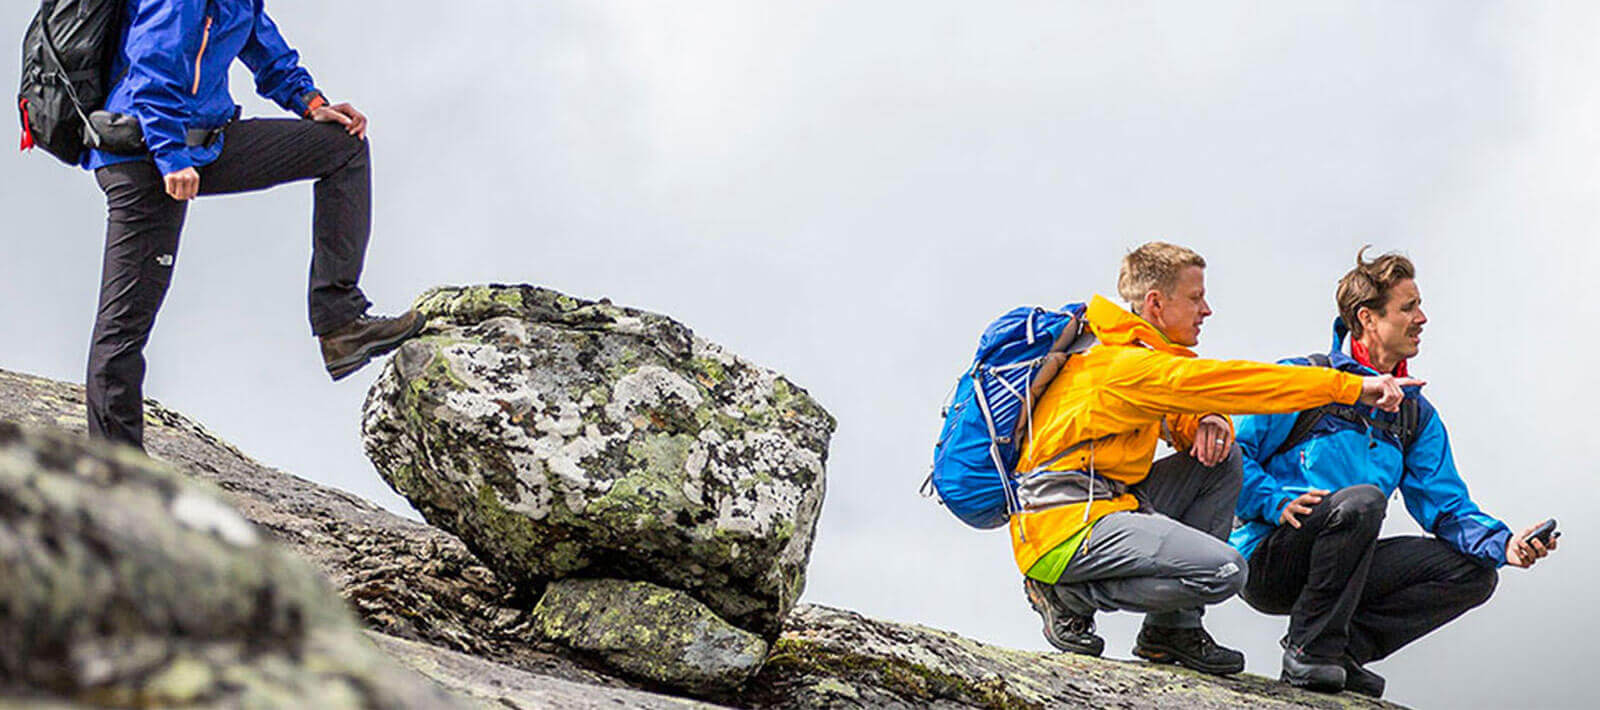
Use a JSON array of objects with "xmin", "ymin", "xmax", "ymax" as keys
[{"xmin": 4, "ymin": 2, "xmax": 1597, "ymax": 707}]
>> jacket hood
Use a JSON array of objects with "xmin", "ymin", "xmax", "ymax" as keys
[
  {"xmin": 1086, "ymin": 295, "xmax": 1196, "ymax": 357},
  {"xmin": 1328, "ymin": 317, "xmax": 1364, "ymax": 371}
]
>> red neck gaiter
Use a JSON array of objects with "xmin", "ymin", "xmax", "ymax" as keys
[{"xmin": 1350, "ymin": 338, "xmax": 1409, "ymax": 377}]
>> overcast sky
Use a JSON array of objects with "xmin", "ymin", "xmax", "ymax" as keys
[{"xmin": 4, "ymin": 2, "xmax": 1596, "ymax": 707}]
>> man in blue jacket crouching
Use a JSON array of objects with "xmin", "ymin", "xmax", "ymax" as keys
[
  {"xmin": 83, "ymin": 0, "xmax": 424, "ymax": 450},
  {"xmin": 1230, "ymin": 248, "xmax": 1558, "ymax": 697}
]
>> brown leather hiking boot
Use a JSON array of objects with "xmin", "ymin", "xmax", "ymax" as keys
[{"xmin": 319, "ymin": 309, "xmax": 426, "ymax": 381}]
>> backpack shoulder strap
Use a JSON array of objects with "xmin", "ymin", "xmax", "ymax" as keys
[
  {"xmin": 1398, "ymin": 396, "xmax": 1421, "ymax": 451},
  {"xmin": 1269, "ymin": 353, "xmax": 1334, "ymax": 460}
]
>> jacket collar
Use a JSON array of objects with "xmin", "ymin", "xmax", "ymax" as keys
[{"xmin": 1087, "ymin": 295, "xmax": 1197, "ymax": 358}]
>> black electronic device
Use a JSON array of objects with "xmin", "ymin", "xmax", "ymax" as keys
[{"xmin": 1527, "ymin": 518, "xmax": 1559, "ymax": 546}]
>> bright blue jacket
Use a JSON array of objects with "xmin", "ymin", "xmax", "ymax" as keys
[
  {"xmin": 85, "ymin": 0, "xmax": 320, "ymax": 175},
  {"xmin": 1229, "ymin": 318, "xmax": 1511, "ymax": 567}
]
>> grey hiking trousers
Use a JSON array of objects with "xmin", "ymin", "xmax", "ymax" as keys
[{"xmin": 1046, "ymin": 448, "xmax": 1248, "ymax": 629}]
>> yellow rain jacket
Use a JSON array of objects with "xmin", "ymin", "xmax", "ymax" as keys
[{"xmin": 1009, "ymin": 295, "xmax": 1365, "ymax": 575}]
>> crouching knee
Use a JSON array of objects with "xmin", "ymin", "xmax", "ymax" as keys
[
  {"xmin": 1197, "ymin": 547, "xmax": 1249, "ymax": 604},
  {"xmin": 1464, "ymin": 564, "xmax": 1499, "ymax": 608}
]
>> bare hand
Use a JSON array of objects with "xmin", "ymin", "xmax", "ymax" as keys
[
  {"xmin": 1358, "ymin": 375, "xmax": 1426, "ymax": 412},
  {"xmin": 310, "ymin": 102, "xmax": 368, "ymax": 139},
  {"xmin": 1189, "ymin": 414, "xmax": 1233, "ymax": 467},
  {"xmin": 164, "ymin": 166, "xmax": 199, "ymax": 201},
  {"xmin": 1506, "ymin": 521, "xmax": 1559, "ymax": 568},
  {"xmin": 1279, "ymin": 490, "xmax": 1327, "ymax": 528}
]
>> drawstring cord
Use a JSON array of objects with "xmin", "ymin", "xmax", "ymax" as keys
[{"xmin": 18, "ymin": 99, "xmax": 34, "ymax": 151}]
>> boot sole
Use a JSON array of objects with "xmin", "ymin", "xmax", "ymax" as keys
[
  {"xmin": 1134, "ymin": 645, "xmax": 1245, "ymax": 676},
  {"xmin": 1280, "ymin": 672, "xmax": 1345, "ymax": 694},
  {"xmin": 325, "ymin": 317, "xmax": 427, "ymax": 382}
]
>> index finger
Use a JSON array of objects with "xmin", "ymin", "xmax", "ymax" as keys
[{"xmin": 1394, "ymin": 377, "xmax": 1427, "ymax": 389}]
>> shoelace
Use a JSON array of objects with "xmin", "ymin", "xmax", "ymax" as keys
[{"xmin": 1057, "ymin": 614, "xmax": 1096, "ymax": 635}]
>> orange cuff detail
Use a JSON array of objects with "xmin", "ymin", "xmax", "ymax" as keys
[{"xmin": 303, "ymin": 94, "xmax": 328, "ymax": 118}]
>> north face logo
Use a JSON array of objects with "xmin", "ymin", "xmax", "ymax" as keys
[{"xmin": 155, "ymin": 254, "xmax": 175, "ymax": 267}]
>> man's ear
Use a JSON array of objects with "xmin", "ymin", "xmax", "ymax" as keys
[
  {"xmin": 1355, "ymin": 305, "xmax": 1376, "ymax": 334},
  {"xmin": 1140, "ymin": 290, "xmax": 1162, "ymax": 319}
]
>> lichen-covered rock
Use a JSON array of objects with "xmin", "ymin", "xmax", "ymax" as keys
[
  {"xmin": 744, "ymin": 605, "xmax": 1406, "ymax": 710},
  {"xmin": 533, "ymin": 578, "xmax": 768, "ymax": 695},
  {"xmin": 361, "ymin": 285, "xmax": 835, "ymax": 638},
  {"xmin": 0, "ymin": 423, "xmax": 461, "ymax": 709}
]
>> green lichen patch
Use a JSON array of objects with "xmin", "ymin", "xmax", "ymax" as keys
[
  {"xmin": 760, "ymin": 638, "xmax": 1039, "ymax": 710},
  {"xmin": 532, "ymin": 578, "xmax": 767, "ymax": 696}
]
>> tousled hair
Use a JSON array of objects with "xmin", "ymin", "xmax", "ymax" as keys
[{"xmin": 1336, "ymin": 246, "xmax": 1416, "ymax": 339}]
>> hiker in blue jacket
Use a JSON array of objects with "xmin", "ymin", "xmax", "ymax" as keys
[
  {"xmin": 1229, "ymin": 249, "xmax": 1558, "ymax": 697},
  {"xmin": 83, "ymin": 0, "xmax": 423, "ymax": 450}
]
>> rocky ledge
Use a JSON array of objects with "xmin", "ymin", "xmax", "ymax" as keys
[{"xmin": 0, "ymin": 284, "xmax": 1406, "ymax": 709}]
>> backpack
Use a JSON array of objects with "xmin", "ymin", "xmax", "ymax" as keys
[
  {"xmin": 1269, "ymin": 353, "xmax": 1421, "ymax": 459},
  {"xmin": 923, "ymin": 303, "xmax": 1097, "ymax": 529},
  {"xmin": 18, "ymin": 0, "xmax": 124, "ymax": 165}
]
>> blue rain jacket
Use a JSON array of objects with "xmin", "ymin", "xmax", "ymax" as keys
[
  {"xmin": 85, "ymin": 0, "xmax": 320, "ymax": 175},
  {"xmin": 1229, "ymin": 318, "xmax": 1511, "ymax": 567}
]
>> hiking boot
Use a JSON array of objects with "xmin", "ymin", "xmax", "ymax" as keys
[
  {"xmin": 1133, "ymin": 625, "xmax": 1246, "ymax": 675},
  {"xmin": 1280, "ymin": 647, "xmax": 1346, "ymax": 693},
  {"xmin": 1341, "ymin": 656, "xmax": 1385, "ymax": 698},
  {"xmin": 319, "ymin": 309, "xmax": 426, "ymax": 381},
  {"xmin": 1023, "ymin": 578, "xmax": 1104, "ymax": 656}
]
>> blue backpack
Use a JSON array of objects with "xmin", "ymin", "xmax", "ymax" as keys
[{"xmin": 924, "ymin": 303, "xmax": 1095, "ymax": 529}]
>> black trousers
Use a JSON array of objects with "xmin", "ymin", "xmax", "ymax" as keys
[
  {"xmin": 1241, "ymin": 485, "xmax": 1498, "ymax": 663},
  {"xmin": 86, "ymin": 118, "xmax": 373, "ymax": 449}
]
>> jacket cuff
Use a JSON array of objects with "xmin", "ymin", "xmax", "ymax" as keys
[
  {"xmin": 1270, "ymin": 493, "xmax": 1294, "ymax": 523},
  {"xmin": 1332, "ymin": 372, "xmax": 1364, "ymax": 405},
  {"xmin": 153, "ymin": 148, "xmax": 194, "ymax": 176},
  {"xmin": 298, "ymin": 90, "xmax": 327, "ymax": 118}
]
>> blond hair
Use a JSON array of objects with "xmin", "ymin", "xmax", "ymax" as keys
[
  {"xmin": 1117, "ymin": 242, "xmax": 1207, "ymax": 313},
  {"xmin": 1336, "ymin": 246, "xmax": 1416, "ymax": 339}
]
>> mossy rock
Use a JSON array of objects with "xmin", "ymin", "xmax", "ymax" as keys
[
  {"xmin": 0, "ymin": 423, "xmax": 459, "ymax": 709},
  {"xmin": 533, "ymin": 578, "xmax": 768, "ymax": 695},
  {"xmin": 362, "ymin": 285, "xmax": 835, "ymax": 638}
]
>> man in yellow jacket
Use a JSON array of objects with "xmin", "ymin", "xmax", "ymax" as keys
[{"xmin": 1017, "ymin": 242, "xmax": 1416, "ymax": 675}]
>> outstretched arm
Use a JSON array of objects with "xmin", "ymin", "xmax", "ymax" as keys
[
  {"xmin": 1104, "ymin": 350, "xmax": 1414, "ymax": 417},
  {"xmin": 1399, "ymin": 407, "xmax": 1514, "ymax": 567}
]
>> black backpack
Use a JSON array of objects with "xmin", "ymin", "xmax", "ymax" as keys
[
  {"xmin": 18, "ymin": 0, "xmax": 124, "ymax": 165},
  {"xmin": 1269, "ymin": 353, "xmax": 1421, "ymax": 459}
]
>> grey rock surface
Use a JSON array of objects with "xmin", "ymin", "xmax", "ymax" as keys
[
  {"xmin": 0, "ymin": 368, "xmax": 1410, "ymax": 710},
  {"xmin": 0, "ymin": 422, "xmax": 460, "ymax": 709},
  {"xmin": 0, "ymin": 368, "xmax": 675, "ymax": 706},
  {"xmin": 746, "ymin": 604, "xmax": 1406, "ymax": 709},
  {"xmin": 368, "ymin": 631, "xmax": 725, "ymax": 710},
  {"xmin": 361, "ymin": 285, "xmax": 836, "ymax": 638},
  {"xmin": 534, "ymin": 578, "xmax": 769, "ymax": 695}
]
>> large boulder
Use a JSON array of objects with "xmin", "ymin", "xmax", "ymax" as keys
[
  {"xmin": 361, "ymin": 285, "xmax": 835, "ymax": 637},
  {"xmin": 0, "ymin": 423, "xmax": 459, "ymax": 709}
]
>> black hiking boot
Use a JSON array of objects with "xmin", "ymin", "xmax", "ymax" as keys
[
  {"xmin": 1341, "ymin": 656, "xmax": 1385, "ymax": 698},
  {"xmin": 1024, "ymin": 578, "xmax": 1104, "ymax": 656},
  {"xmin": 319, "ymin": 309, "xmax": 426, "ymax": 381},
  {"xmin": 1133, "ymin": 625, "xmax": 1246, "ymax": 675},
  {"xmin": 1280, "ymin": 647, "xmax": 1346, "ymax": 693}
]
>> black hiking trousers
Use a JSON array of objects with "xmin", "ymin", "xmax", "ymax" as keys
[
  {"xmin": 1240, "ymin": 485, "xmax": 1499, "ymax": 663},
  {"xmin": 86, "ymin": 118, "xmax": 373, "ymax": 450}
]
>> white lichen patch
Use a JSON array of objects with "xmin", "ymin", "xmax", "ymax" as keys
[{"xmin": 170, "ymin": 491, "xmax": 259, "ymax": 547}]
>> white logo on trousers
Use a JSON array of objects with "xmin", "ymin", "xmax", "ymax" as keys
[{"xmin": 155, "ymin": 254, "xmax": 174, "ymax": 267}]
